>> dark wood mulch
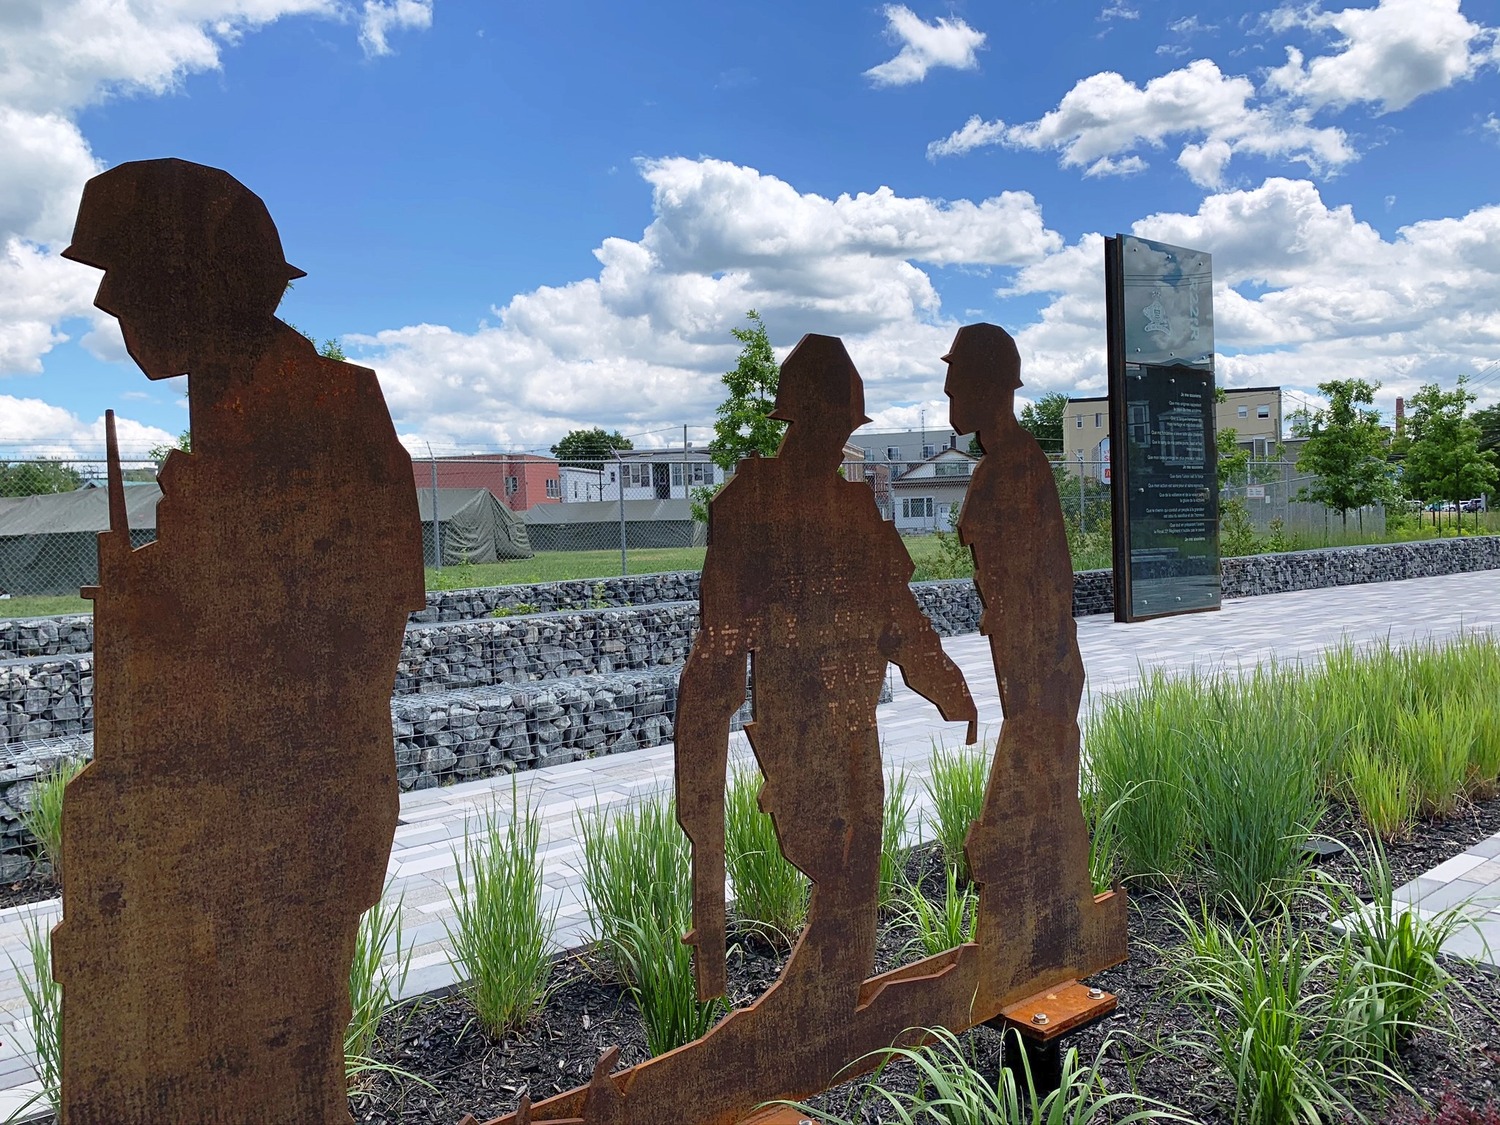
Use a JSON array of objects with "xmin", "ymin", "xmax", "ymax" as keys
[
  {"xmin": 351, "ymin": 794, "xmax": 1500, "ymax": 1125},
  {"xmin": 0, "ymin": 867, "xmax": 58, "ymax": 911}
]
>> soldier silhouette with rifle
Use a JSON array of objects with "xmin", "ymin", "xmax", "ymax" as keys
[{"xmin": 54, "ymin": 158, "xmax": 424, "ymax": 1124}]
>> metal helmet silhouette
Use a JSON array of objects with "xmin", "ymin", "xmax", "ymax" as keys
[
  {"xmin": 942, "ymin": 323, "xmax": 1023, "ymax": 392},
  {"xmin": 63, "ymin": 158, "xmax": 305, "ymax": 305},
  {"xmin": 768, "ymin": 334, "xmax": 872, "ymax": 429}
]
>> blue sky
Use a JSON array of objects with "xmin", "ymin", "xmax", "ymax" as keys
[{"xmin": 2, "ymin": 0, "xmax": 1498, "ymax": 459}]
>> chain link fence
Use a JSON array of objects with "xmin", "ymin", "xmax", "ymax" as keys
[
  {"xmin": 1220, "ymin": 458, "xmax": 1387, "ymax": 541},
  {"xmin": 1, "ymin": 452, "xmax": 1133, "ymax": 608}
]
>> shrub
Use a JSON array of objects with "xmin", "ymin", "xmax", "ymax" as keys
[
  {"xmin": 923, "ymin": 742, "xmax": 990, "ymax": 881},
  {"xmin": 577, "ymin": 793, "xmax": 689, "ymax": 980},
  {"xmin": 1085, "ymin": 671, "xmax": 1196, "ymax": 886},
  {"xmin": 1393, "ymin": 705, "xmax": 1472, "ymax": 818},
  {"xmin": 10, "ymin": 916, "xmax": 60, "ymax": 1116},
  {"xmin": 1467, "ymin": 704, "xmax": 1500, "ymax": 799},
  {"xmin": 20, "ymin": 756, "xmax": 85, "ymax": 887},
  {"xmin": 575, "ymin": 793, "xmax": 721, "ymax": 1055},
  {"xmin": 611, "ymin": 916, "xmax": 725, "ymax": 1057},
  {"xmin": 1344, "ymin": 743, "xmax": 1418, "ymax": 841},
  {"xmin": 1163, "ymin": 895, "xmax": 1399, "ymax": 1125},
  {"xmin": 444, "ymin": 792, "xmax": 556, "ymax": 1036},
  {"xmin": 896, "ymin": 865, "xmax": 975, "ymax": 959},
  {"xmin": 346, "ymin": 885, "xmax": 411, "ymax": 1082},
  {"xmin": 880, "ymin": 768, "xmax": 915, "ymax": 912},
  {"xmin": 803, "ymin": 1026, "xmax": 1188, "ymax": 1125},
  {"xmin": 1322, "ymin": 839, "xmax": 1473, "ymax": 1062},
  {"xmin": 1189, "ymin": 702, "xmax": 1323, "ymax": 912},
  {"xmin": 724, "ymin": 767, "xmax": 808, "ymax": 947}
]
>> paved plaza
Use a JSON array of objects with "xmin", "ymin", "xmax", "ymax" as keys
[{"xmin": 0, "ymin": 568, "xmax": 1497, "ymax": 1117}]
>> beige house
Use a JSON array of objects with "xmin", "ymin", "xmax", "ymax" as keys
[{"xmin": 1062, "ymin": 386, "xmax": 1283, "ymax": 476}]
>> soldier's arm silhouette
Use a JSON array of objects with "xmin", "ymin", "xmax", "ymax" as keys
[
  {"xmin": 675, "ymin": 488, "xmax": 757, "ymax": 1001},
  {"xmin": 872, "ymin": 504, "xmax": 978, "ymax": 744}
]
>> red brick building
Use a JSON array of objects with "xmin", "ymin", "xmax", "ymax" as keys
[{"xmin": 412, "ymin": 453, "xmax": 561, "ymax": 511}]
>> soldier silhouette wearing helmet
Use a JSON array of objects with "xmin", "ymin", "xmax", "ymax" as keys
[
  {"xmin": 943, "ymin": 323, "xmax": 1126, "ymax": 1015},
  {"xmin": 53, "ymin": 159, "xmax": 424, "ymax": 1123},
  {"xmin": 531, "ymin": 334, "xmax": 977, "ymax": 1125}
]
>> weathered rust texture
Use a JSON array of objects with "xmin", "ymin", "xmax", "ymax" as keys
[
  {"xmin": 54, "ymin": 158, "xmax": 426, "ymax": 1124},
  {"xmin": 995, "ymin": 980, "xmax": 1118, "ymax": 1042},
  {"xmin": 470, "ymin": 326, "xmax": 1124, "ymax": 1125},
  {"xmin": 945, "ymin": 322, "xmax": 1127, "ymax": 1015}
]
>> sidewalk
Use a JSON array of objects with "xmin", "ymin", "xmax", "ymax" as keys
[{"xmin": 0, "ymin": 568, "xmax": 1497, "ymax": 1117}]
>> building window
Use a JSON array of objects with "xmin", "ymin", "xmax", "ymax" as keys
[
  {"xmin": 1237, "ymin": 405, "xmax": 1248, "ymax": 418},
  {"xmin": 861, "ymin": 447, "xmax": 873, "ymax": 462},
  {"xmin": 1075, "ymin": 415, "xmax": 1083, "ymax": 428},
  {"xmin": 901, "ymin": 497, "xmax": 935, "ymax": 520},
  {"xmin": 1094, "ymin": 413, "xmax": 1102, "ymax": 427},
  {"xmin": 921, "ymin": 444, "xmax": 936, "ymax": 459},
  {"xmin": 934, "ymin": 462, "xmax": 969, "ymax": 478},
  {"xmin": 504, "ymin": 476, "xmax": 518, "ymax": 496},
  {"xmin": 625, "ymin": 464, "xmax": 650, "ymax": 488},
  {"xmin": 545, "ymin": 478, "xmax": 561, "ymax": 499},
  {"xmin": 671, "ymin": 463, "xmax": 683, "ymax": 488},
  {"xmin": 1258, "ymin": 404, "xmax": 1270, "ymax": 418},
  {"xmin": 886, "ymin": 446, "xmax": 901, "ymax": 461}
]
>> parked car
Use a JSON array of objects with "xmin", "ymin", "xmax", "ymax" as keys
[{"xmin": 1460, "ymin": 497, "xmax": 1487, "ymax": 512}]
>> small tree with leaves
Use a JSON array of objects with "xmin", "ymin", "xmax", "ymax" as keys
[
  {"xmin": 1402, "ymin": 376, "xmax": 1498, "ymax": 530},
  {"xmin": 1017, "ymin": 391, "xmax": 1068, "ymax": 457},
  {"xmin": 694, "ymin": 311, "xmax": 784, "ymax": 521},
  {"xmin": 1293, "ymin": 378, "xmax": 1395, "ymax": 530},
  {"xmin": 550, "ymin": 428, "xmax": 634, "ymax": 468},
  {"xmin": 709, "ymin": 310, "xmax": 784, "ymax": 470}
]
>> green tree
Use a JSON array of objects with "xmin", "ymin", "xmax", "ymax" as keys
[
  {"xmin": 0, "ymin": 461, "xmax": 84, "ymax": 497},
  {"xmin": 1293, "ymin": 378, "xmax": 1395, "ymax": 529},
  {"xmin": 1402, "ymin": 376, "xmax": 1498, "ymax": 528},
  {"xmin": 694, "ymin": 311, "xmax": 784, "ymax": 522},
  {"xmin": 148, "ymin": 430, "xmax": 192, "ymax": 463},
  {"xmin": 1017, "ymin": 391, "xmax": 1068, "ymax": 456},
  {"xmin": 285, "ymin": 321, "xmax": 346, "ymax": 362},
  {"xmin": 1473, "ymin": 401, "xmax": 1500, "ymax": 465},
  {"xmin": 708, "ymin": 310, "xmax": 784, "ymax": 471},
  {"xmin": 550, "ymin": 427, "xmax": 634, "ymax": 467}
]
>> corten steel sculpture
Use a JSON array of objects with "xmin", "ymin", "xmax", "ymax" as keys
[
  {"xmin": 53, "ymin": 158, "xmax": 425, "ymax": 1124},
  {"xmin": 473, "ymin": 336, "xmax": 983, "ymax": 1125},
  {"xmin": 944, "ymin": 322, "xmax": 1127, "ymax": 1015}
]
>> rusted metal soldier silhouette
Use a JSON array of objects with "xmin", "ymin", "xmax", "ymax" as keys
[
  {"xmin": 510, "ymin": 335, "xmax": 978, "ymax": 1125},
  {"xmin": 53, "ymin": 159, "xmax": 425, "ymax": 1124},
  {"xmin": 943, "ymin": 323, "xmax": 1126, "ymax": 1014}
]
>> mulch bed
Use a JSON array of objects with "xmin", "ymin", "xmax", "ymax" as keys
[
  {"xmin": 0, "ymin": 868, "xmax": 58, "ymax": 911},
  {"xmin": 351, "ymin": 793, "xmax": 1500, "ymax": 1125}
]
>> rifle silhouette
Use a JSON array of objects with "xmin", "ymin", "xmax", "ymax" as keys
[{"xmin": 101, "ymin": 409, "xmax": 131, "ymax": 573}]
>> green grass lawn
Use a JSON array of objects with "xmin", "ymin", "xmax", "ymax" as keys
[
  {"xmin": 5, "ymin": 514, "xmax": 1497, "ymax": 620},
  {"xmin": 0, "ymin": 592, "xmax": 94, "ymax": 619},
  {"xmin": 427, "ymin": 546, "xmax": 709, "ymax": 590}
]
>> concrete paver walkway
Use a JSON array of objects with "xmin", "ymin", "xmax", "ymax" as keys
[{"xmin": 0, "ymin": 568, "xmax": 1497, "ymax": 1118}]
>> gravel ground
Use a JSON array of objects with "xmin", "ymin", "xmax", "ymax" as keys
[{"xmin": 351, "ymin": 793, "xmax": 1500, "ymax": 1125}]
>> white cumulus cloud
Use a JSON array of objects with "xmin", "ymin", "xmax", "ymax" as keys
[
  {"xmin": 864, "ymin": 5, "xmax": 986, "ymax": 87},
  {"xmin": 359, "ymin": 0, "xmax": 433, "ymax": 57},
  {"xmin": 350, "ymin": 158, "xmax": 1060, "ymax": 450},
  {"xmin": 1265, "ymin": 0, "xmax": 1493, "ymax": 113},
  {"xmin": 1004, "ymin": 178, "xmax": 1500, "ymax": 413},
  {"xmin": 0, "ymin": 0, "xmax": 434, "ymax": 383},
  {"xmin": 0, "ymin": 393, "xmax": 176, "ymax": 460},
  {"xmin": 929, "ymin": 59, "xmax": 1354, "ymax": 188}
]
